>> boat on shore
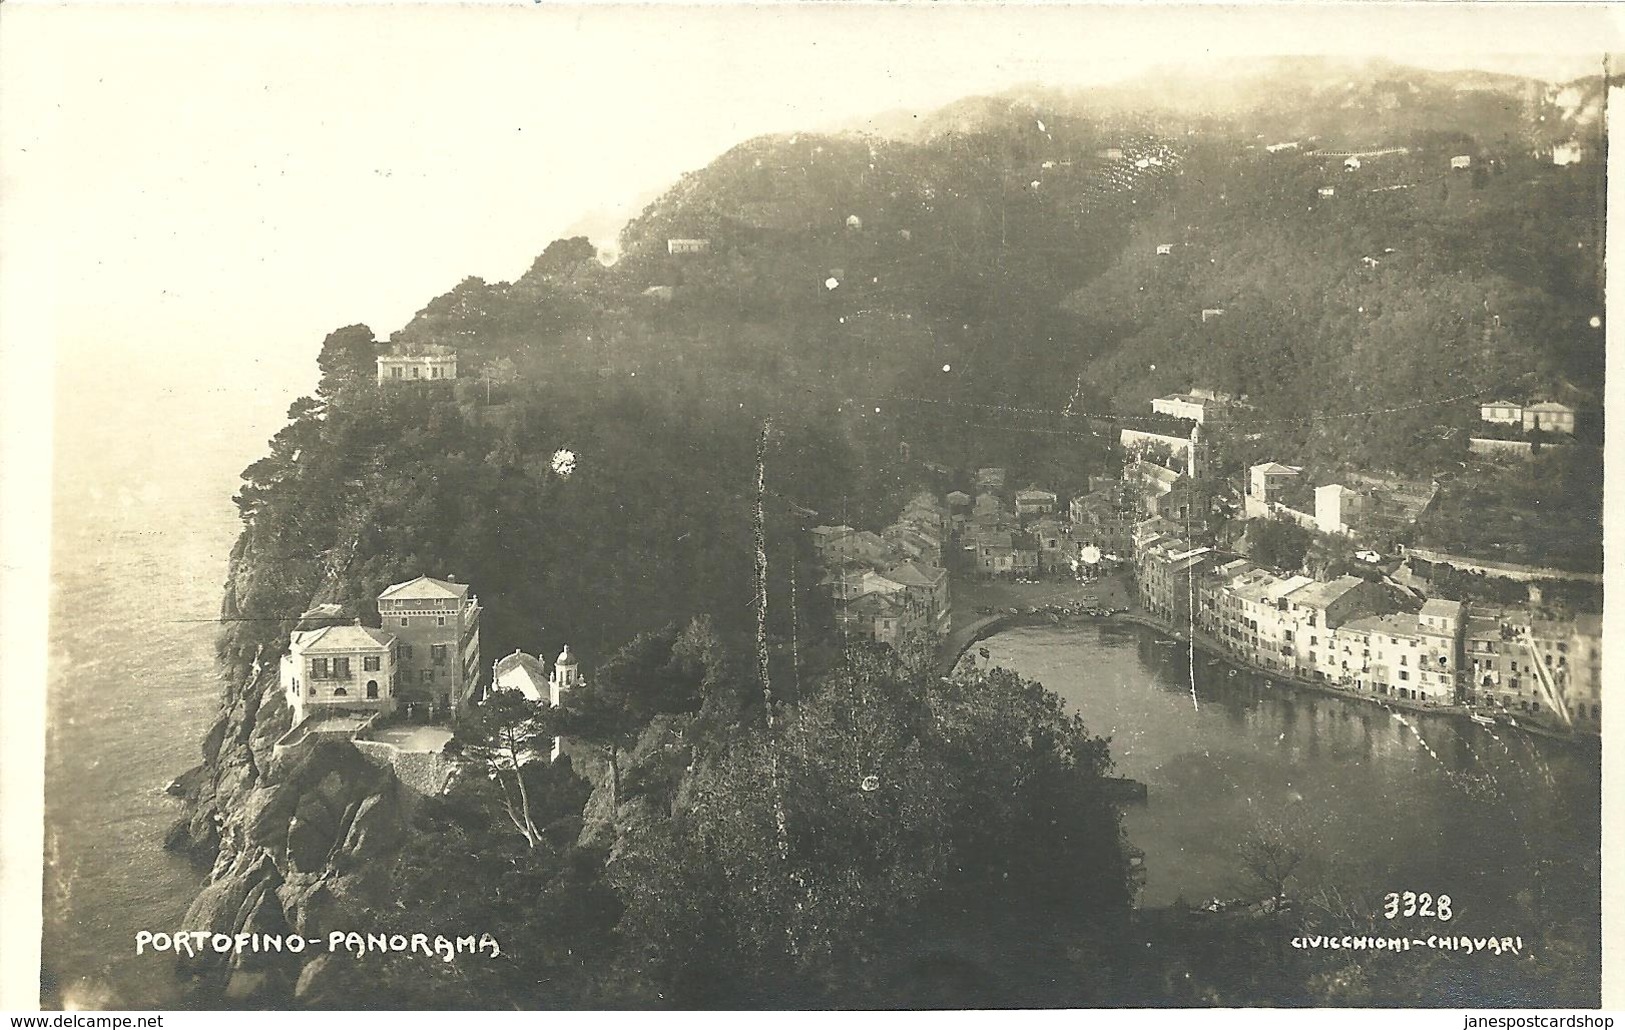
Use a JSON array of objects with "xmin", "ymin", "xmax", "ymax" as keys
[{"xmin": 1468, "ymin": 712, "xmax": 1495, "ymax": 727}]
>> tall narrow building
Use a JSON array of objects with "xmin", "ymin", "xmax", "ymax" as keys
[
  {"xmin": 377, "ymin": 575, "xmax": 483, "ymax": 715},
  {"xmin": 549, "ymin": 645, "xmax": 582, "ymax": 760}
]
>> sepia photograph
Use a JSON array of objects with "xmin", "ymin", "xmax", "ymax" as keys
[{"xmin": 1, "ymin": 0, "xmax": 1618, "ymax": 1013}]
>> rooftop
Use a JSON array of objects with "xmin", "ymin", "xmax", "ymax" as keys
[
  {"xmin": 1419, "ymin": 598, "xmax": 1464, "ymax": 619},
  {"xmin": 1342, "ymin": 612, "xmax": 1424, "ymax": 639},
  {"xmin": 885, "ymin": 561, "xmax": 947, "ymax": 588},
  {"xmin": 494, "ymin": 649, "xmax": 548, "ymax": 682},
  {"xmin": 1289, "ymin": 575, "xmax": 1369, "ymax": 610},
  {"xmin": 1251, "ymin": 461, "xmax": 1302, "ymax": 476},
  {"xmin": 294, "ymin": 624, "xmax": 395, "ymax": 653},
  {"xmin": 379, "ymin": 575, "xmax": 470, "ymax": 601}
]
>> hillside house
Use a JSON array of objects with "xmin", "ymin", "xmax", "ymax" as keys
[
  {"xmin": 1314, "ymin": 483, "xmax": 1365, "ymax": 536},
  {"xmin": 1450, "ymin": 155, "xmax": 1472, "ymax": 170},
  {"xmin": 1552, "ymin": 141, "xmax": 1584, "ymax": 166},
  {"xmin": 1522, "ymin": 401, "xmax": 1576, "ymax": 435},
  {"xmin": 1245, "ymin": 462, "xmax": 1301, "ymax": 518},
  {"xmin": 1343, "ymin": 157, "xmax": 1362, "ymax": 171},
  {"xmin": 946, "ymin": 490, "xmax": 971, "ymax": 509},
  {"xmin": 975, "ymin": 467, "xmax": 1007, "ymax": 494},
  {"xmin": 377, "ymin": 343, "xmax": 457, "ymax": 384},
  {"xmin": 845, "ymin": 214, "xmax": 863, "ymax": 230},
  {"xmin": 281, "ymin": 624, "xmax": 399, "ymax": 727},
  {"xmin": 811, "ymin": 525, "xmax": 855, "ymax": 557},
  {"xmin": 1014, "ymin": 488, "xmax": 1058, "ymax": 516},
  {"xmin": 1156, "ymin": 243, "xmax": 1174, "ymax": 256},
  {"xmin": 1201, "ymin": 308, "xmax": 1226, "ymax": 322},
  {"xmin": 1152, "ymin": 392, "xmax": 1228, "ymax": 424},
  {"xmin": 378, "ymin": 575, "xmax": 484, "ymax": 715},
  {"xmin": 666, "ymin": 238, "xmax": 711, "ymax": 255},
  {"xmin": 1265, "ymin": 141, "xmax": 1300, "ymax": 153},
  {"xmin": 1479, "ymin": 400, "xmax": 1523, "ymax": 425},
  {"xmin": 1317, "ymin": 186, "xmax": 1335, "ymax": 198}
]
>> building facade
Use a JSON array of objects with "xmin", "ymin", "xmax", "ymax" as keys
[
  {"xmin": 377, "ymin": 575, "xmax": 483, "ymax": 714},
  {"xmin": 281, "ymin": 624, "xmax": 399, "ymax": 726},
  {"xmin": 377, "ymin": 344, "xmax": 458, "ymax": 383}
]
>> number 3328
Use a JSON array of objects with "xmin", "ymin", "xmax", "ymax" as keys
[{"xmin": 1384, "ymin": 891, "xmax": 1452, "ymax": 921}]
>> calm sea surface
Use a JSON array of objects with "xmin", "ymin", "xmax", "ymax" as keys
[
  {"xmin": 43, "ymin": 369, "xmax": 299, "ymax": 1009},
  {"xmin": 981, "ymin": 623, "xmax": 1602, "ymax": 924}
]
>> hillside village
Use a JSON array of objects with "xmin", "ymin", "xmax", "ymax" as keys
[{"xmin": 175, "ymin": 59, "xmax": 1608, "ymax": 1010}]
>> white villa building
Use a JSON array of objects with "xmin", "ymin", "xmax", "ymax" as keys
[{"xmin": 377, "ymin": 343, "xmax": 458, "ymax": 383}]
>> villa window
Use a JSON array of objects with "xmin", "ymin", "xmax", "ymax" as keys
[
  {"xmin": 391, "ymin": 367, "xmax": 402, "ymax": 379},
  {"xmin": 1399, "ymin": 670, "xmax": 1409, "ymax": 681},
  {"xmin": 333, "ymin": 657, "xmax": 350, "ymax": 678},
  {"xmin": 400, "ymin": 617, "xmax": 409, "ymax": 626},
  {"xmin": 363, "ymin": 656, "xmax": 381, "ymax": 672},
  {"xmin": 311, "ymin": 658, "xmax": 329, "ymax": 679},
  {"xmin": 421, "ymin": 670, "xmax": 433, "ymax": 684},
  {"xmin": 334, "ymin": 687, "xmax": 348, "ymax": 697},
  {"xmin": 366, "ymin": 681, "xmax": 379, "ymax": 699},
  {"xmin": 431, "ymin": 644, "xmax": 448, "ymax": 665}
]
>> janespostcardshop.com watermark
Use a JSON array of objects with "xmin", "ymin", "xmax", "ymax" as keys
[{"xmin": 134, "ymin": 931, "xmax": 502, "ymax": 962}]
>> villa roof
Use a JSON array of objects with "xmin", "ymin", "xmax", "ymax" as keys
[
  {"xmin": 885, "ymin": 561, "xmax": 946, "ymax": 588},
  {"xmin": 1250, "ymin": 461, "xmax": 1301, "ymax": 476},
  {"xmin": 1289, "ymin": 575, "xmax": 1368, "ymax": 610},
  {"xmin": 295, "ymin": 624, "xmax": 395, "ymax": 652},
  {"xmin": 494, "ymin": 649, "xmax": 547, "ymax": 682},
  {"xmin": 379, "ymin": 575, "xmax": 469, "ymax": 601},
  {"xmin": 1419, "ymin": 598, "xmax": 1463, "ymax": 619},
  {"xmin": 1342, "ymin": 612, "xmax": 1424, "ymax": 639},
  {"xmin": 493, "ymin": 650, "xmax": 548, "ymax": 700}
]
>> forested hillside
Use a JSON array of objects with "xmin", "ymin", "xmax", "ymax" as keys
[{"xmin": 179, "ymin": 58, "xmax": 1606, "ymax": 1008}]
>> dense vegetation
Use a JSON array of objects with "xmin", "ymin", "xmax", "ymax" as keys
[{"xmin": 213, "ymin": 60, "xmax": 1604, "ymax": 1007}]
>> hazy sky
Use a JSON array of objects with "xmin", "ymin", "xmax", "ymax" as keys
[{"xmin": 1, "ymin": 3, "xmax": 1619, "ymax": 415}]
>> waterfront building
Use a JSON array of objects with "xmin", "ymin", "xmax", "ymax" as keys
[
  {"xmin": 1462, "ymin": 605, "xmax": 1536, "ymax": 712},
  {"xmin": 377, "ymin": 575, "xmax": 483, "ymax": 715},
  {"xmin": 1337, "ymin": 612, "xmax": 1440, "ymax": 703},
  {"xmin": 1563, "ymin": 614, "xmax": 1602, "ymax": 729},
  {"xmin": 882, "ymin": 560, "xmax": 952, "ymax": 635},
  {"xmin": 1283, "ymin": 575, "xmax": 1387, "ymax": 682},
  {"xmin": 1416, "ymin": 598, "xmax": 1464, "ymax": 703},
  {"xmin": 1137, "ymin": 539, "xmax": 1215, "ymax": 625}
]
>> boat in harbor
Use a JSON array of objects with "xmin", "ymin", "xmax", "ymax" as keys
[{"xmin": 1468, "ymin": 712, "xmax": 1495, "ymax": 727}]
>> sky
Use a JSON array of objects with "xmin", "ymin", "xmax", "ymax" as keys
[{"xmin": 2, "ymin": 2, "xmax": 1620, "ymax": 411}]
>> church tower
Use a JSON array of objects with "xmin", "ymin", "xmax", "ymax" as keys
[{"xmin": 548, "ymin": 645, "xmax": 582, "ymax": 760}]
